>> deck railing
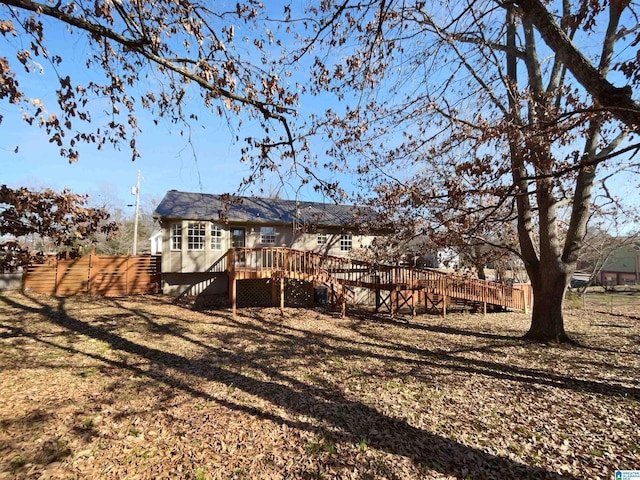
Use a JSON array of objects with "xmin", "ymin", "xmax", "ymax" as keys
[{"xmin": 223, "ymin": 247, "xmax": 530, "ymax": 311}]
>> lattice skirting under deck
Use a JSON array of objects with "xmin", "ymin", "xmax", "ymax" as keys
[{"xmin": 237, "ymin": 278, "xmax": 311, "ymax": 307}]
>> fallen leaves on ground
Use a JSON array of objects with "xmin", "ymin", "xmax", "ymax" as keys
[{"xmin": 0, "ymin": 291, "xmax": 638, "ymax": 479}]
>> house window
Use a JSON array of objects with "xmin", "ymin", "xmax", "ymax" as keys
[
  {"xmin": 211, "ymin": 224, "xmax": 222, "ymax": 250},
  {"xmin": 170, "ymin": 223, "xmax": 182, "ymax": 250},
  {"xmin": 340, "ymin": 234, "xmax": 352, "ymax": 252},
  {"xmin": 260, "ymin": 226, "xmax": 276, "ymax": 244},
  {"xmin": 317, "ymin": 233, "xmax": 328, "ymax": 245},
  {"xmin": 187, "ymin": 222, "xmax": 206, "ymax": 250}
]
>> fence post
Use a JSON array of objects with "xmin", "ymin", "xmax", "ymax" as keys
[
  {"xmin": 88, "ymin": 253, "xmax": 95, "ymax": 295},
  {"xmin": 610, "ymin": 295, "xmax": 613, "ymax": 314},
  {"xmin": 126, "ymin": 256, "xmax": 131, "ymax": 295}
]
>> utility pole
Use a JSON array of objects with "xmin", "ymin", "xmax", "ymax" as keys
[{"xmin": 131, "ymin": 170, "xmax": 140, "ymax": 255}]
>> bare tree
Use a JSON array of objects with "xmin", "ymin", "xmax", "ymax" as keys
[
  {"xmin": 3, "ymin": 0, "xmax": 639, "ymax": 343},
  {"xmin": 299, "ymin": 0, "xmax": 640, "ymax": 342}
]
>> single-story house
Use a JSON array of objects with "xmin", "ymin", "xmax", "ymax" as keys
[
  {"xmin": 152, "ymin": 190, "xmax": 379, "ymax": 296},
  {"xmin": 599, "ymin": 244, "xmax": 640, "ymax": 286}
]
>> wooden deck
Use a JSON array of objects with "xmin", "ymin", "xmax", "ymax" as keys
[{"xmin": 182, "ymin": 247, "xmax": 532, "ymax": 317}]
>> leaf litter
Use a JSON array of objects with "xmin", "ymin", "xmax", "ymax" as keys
[{"xmin": 0, "ymin": 291, "xmax": 637, "ymax": 479}]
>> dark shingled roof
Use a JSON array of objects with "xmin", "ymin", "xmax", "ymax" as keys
[{"xmin": 153, "ymin": 190, "xmax": 376, "ymax": 227}]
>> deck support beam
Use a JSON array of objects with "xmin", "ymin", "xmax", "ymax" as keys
[
  {"xmin": 280, "ymin": 275, "xmax": 285, "ymax": 316},
  {"xmin": 309, "ymin": 282, "xmax": 315, "ymax": 308},
  {"xmin": 271, "ymin": 277, "xmax": 277, "ymax": 306},
  {"xmin": 230, "ymin": 273, "xmax": 237, "ymax": 318},
  {"xmin": 391, "ymin": 285, "xmax": 399, "ymax": 318},
  {"xmin": 443, "ymin": 294, "xmax": 448, "ymax": 319}
]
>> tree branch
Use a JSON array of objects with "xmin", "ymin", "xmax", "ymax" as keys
[
  {"xmin": 512, "ymin": 0, "xmax": 640, "ymax": 130},
  {"xmin": 1, "ymin": 0, "xmax": 297, "ymax": 141}
]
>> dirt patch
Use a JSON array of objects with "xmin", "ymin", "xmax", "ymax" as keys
[{"xmin": 0, "ymin": 291, "xmax": 638, "ymax": 479}]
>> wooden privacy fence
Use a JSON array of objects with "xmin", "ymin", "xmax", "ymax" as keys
[{"xmin": 23, "ymin": 254, "xmax": 161, "ymax": 296}]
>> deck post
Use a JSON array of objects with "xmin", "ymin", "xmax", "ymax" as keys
[
  {"xmin": 411, "ymin": 291, "xmax": 416, "ymax": 317},
  {"xmin": 309, "ymin": 282, "xmax": 315, "ymax": 308},
  {"xmin": 230, "ymin": 273, "xmax": 237, "ymax": 318},
  {"xmin": 442, "ymin": 294, "xmax": 448, "ymax": 319},
  {"xmin": 280, "ymin": 276, "xmax": 285, "ymax": 316},
  {"xmin": 271, "ymin": 276, "xmax": 278, "ymax": 306},
  {"xmin": 522, "ymin": 287, "xmax": 529, "ymax": 314},
  {"xmin": 391, "ymin": 285, "xmax": 398, "ymax": 318}
]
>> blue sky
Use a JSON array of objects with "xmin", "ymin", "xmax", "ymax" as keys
[
  {"xmin": 0, "ymin": 101, "xmax": 296, "ymax": 209},
  {"xmin": 1, "ymin": 3, "xmax": 638, "ymax": 226},
  {"xmin": 0, "ymin": 11, "xmax": 343, "ymax": 214}
]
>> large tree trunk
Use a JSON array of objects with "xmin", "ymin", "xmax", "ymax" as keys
[{"xmin": 525, "ymin": 266, "xmax": 572, "ymax": 342}]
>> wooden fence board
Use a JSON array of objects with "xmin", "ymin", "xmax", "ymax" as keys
[
  {"xmin": 56, "ymin": 256, "xmax": 92, "ymax": 295},
  {"xmin": 23, "ymin": 263, "xmax": 58, "ymax": 294},
  {"xmin": 24, "ymin": 254, "xmax": 160, "ymax": 297}
]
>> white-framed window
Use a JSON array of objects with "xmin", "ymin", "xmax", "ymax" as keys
[
  {"xmin": 260, "ymin": 226, "xmax": 276, "ymax": 244},
  {"xmin": 211, "ymin": 224, "xmax": 222, "ymax": 250},
  {"xmin": 187, "ymin": 222, "xmax": 206, "ymax": 250},
  {"xmin": 170, "ymin": 223, "xmax": 182, "ymax": 251},
  {"xmin": 317, "ymin": 233, "xmax": 328, "ymax": 245},
  {"xmin": 340, "ymin": 234, "xmax": 352, "ymax": 252}
]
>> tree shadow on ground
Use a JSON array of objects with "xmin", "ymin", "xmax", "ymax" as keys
[
  {"xmin": 0, "ymin": 293, "xmax": 587, "ymax": 479},
  {"xmin": 242, "ymin": 309, "xmax": 640, "ymax": 400},
  {"xmin": 346, "ymin": 308, "xmax": 523, "ymax": 340}
]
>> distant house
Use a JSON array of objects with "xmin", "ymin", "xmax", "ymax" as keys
[
  {"xmin": 152, "ymin": 190, "xmax": 379, "ymax": 295},
  {"xmin": 599, "ymin": 244, "xmax": 640, "ymax": 286}
]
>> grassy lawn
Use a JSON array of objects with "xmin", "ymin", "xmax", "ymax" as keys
[
  {"xmin": 0, "ymin": 291, "xmax": 638, "ymax": 479},
  {"xmin": 580, "ymin": 291, "xmax": 640, "ymax": 312}
]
